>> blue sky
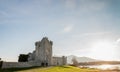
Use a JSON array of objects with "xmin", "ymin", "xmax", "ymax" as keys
[{"xmin": 0, "ymin": 0, "xmax": 120, "ymax": 61}]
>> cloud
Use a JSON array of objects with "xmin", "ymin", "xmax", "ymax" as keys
[
  {"xmin": 115, "ymin": 38, "xmax": 120, "ymax": 49},
  {"xmin": 116, "ymin": 38, "xmax": 120, "ymax": 43},
  {"xmin": 113, "ymin": 38, "xmax": 120, "ymax": 59},
  {"xmin": 62, "ymin": 25, "xmax": 73, "ymax": 33},
  {"xmin": 81, "ymin": 32, "xmax": 110, "ymax": 36}
]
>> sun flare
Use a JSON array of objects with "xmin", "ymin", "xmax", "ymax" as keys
[
  {"xmin": 99, "ymin": 64, "xmax": 113, "ymax": 70},
  {"xmin": 89, "ymin": 40, "xmax": 117, "ymax": 60}
]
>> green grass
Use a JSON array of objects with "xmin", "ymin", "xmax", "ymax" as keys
[{"xmin": 0, "ymin": 66, "xmax": 100, "ymax": 72}]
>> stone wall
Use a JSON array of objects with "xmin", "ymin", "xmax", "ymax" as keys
[
  {"xmin": 52, "ymin": 57, "xmax": 66, "ymax": 66},
  {"xmin": 1, "ymin": 62, "xmax": 39, "ymax": 69}
]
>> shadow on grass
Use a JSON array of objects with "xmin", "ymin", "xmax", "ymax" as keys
[{"xmin": 0, "ymin": 66, "xmax": 43, "ymax": 72}]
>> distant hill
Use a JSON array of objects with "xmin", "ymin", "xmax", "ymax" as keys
[{"xmin": 67, "ymin": 55, "xmax": 98, "ymax": 64}]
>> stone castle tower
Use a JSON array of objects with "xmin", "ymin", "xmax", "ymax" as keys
[
  {"xmin": 28, "ymin": 37, "xmax": 67, "ymax": 66},
  {"xmin": 35, "ymin": 37, "xmax": 53, "ymax": 66}
]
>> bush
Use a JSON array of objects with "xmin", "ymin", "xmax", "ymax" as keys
[{"xmin": 18, "ymin": 54, "xmax": 29, "ymax": 62}]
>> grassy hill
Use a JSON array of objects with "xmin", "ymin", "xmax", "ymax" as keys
[{"xmin": 0, "ymin": 66, "xmax": 100, "ymax": 72}]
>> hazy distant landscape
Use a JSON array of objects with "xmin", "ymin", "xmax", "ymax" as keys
[
  {"xmin": 67, "ymin": 55, "xmax": 120, "ymax": 71},
  {"xmin": 67, "ymin": 55, "xmax": 120, "ymax": 65},
  {"xmin": 67, "ymin": 55, "xmax": 98, "ymax": 64}
]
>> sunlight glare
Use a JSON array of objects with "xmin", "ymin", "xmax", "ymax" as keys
[
  {"xmin": 99, "ymin": 64, "xmax": 113, "ymax": 70},
  {"xmin": 89, "ymin": 40, "xmax": 117, "ymax": 60}
]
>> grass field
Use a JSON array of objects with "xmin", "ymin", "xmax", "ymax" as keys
[
  {"xmin": 1, "ymin": 65, "xmax": 119, "ymax": 72},
  {"xmin": 0, "ymin": 66, "xmax": 100, "ymax": 72}
]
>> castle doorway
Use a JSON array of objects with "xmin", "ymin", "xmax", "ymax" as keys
[
  {"xmin": 46, "ymin": 63, "xmax": 48, "ymax": 66},
  {"xmin": 57, "ymin": 62, "xmax": 59, "ymax": 65},
  {"xmin": 41, "ymin": 62, "xmax": 48, "ymax": 66},
  {"xmin": 41, "ymin": 62, "xmax": 44, "ymax": 66}
]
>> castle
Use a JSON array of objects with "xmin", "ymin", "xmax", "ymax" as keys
[
  {"xmin": 2, "ymin": 37, "xmax": 67, "ymax": 68},
  {"xmin": 27, "ymin": 37, "xmax": 67, "ymax": 66}
]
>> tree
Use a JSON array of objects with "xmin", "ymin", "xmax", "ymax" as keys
[
  {"xmin": 0, "ymin": 58, "xmax": 3, "ymax": 68},
  {"xmin": 72, "ymin": 57, "xmax": 79, "ymax": 66},
  {"xmin": 18, "ymin": 54, "xmax": 29, "ymax": 62}
]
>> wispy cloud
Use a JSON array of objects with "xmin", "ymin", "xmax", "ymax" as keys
[
  {"xmin": 62, "ymin": 25, "xmax": 73, "ymax": 33},
  {"xmin": 116, "ymin": 38, "xmax": 120, "ymax": 43}
]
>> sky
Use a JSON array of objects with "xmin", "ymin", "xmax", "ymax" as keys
[{"xmin": 0, "ymin": 0, "xmax": 120, "ymax": 62}]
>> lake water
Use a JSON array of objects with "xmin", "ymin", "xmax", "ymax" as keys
[{"xmin": 80, "ymin": 64, "xmax": 120, "ymax": 70}]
